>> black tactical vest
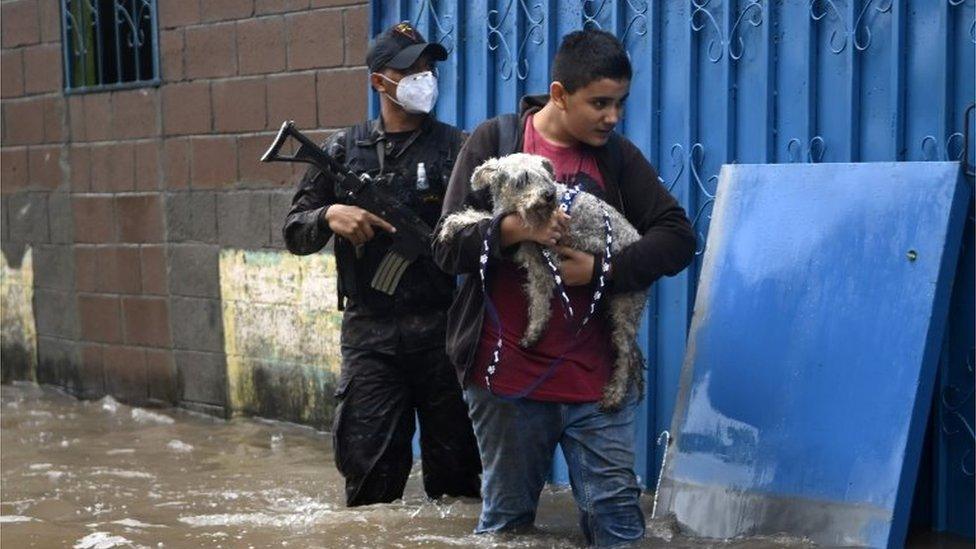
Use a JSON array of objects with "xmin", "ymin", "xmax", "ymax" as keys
[{"xmin": 333, "ymin": 117, "xmax": 463, "ymax": 314}]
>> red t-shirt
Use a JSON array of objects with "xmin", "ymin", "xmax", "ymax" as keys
[{"xmin": 470, "ymin": 114, "xmax": 613, "ymax": 402}]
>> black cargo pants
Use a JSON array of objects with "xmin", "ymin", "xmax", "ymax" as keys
[{"xmin": 332, "ymin": 345, "xmax": 482, "ymax": 506}]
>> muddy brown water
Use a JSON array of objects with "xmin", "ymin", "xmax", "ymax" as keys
[{"xmin": 0, "ymin": 383, "xmax": 966, "ymax": 548}]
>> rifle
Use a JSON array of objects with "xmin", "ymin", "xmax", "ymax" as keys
[{"xmin": 261, "ymin": 120, "xmax": 434, "ymax": 295}]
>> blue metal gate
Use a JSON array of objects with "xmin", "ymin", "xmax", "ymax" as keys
[{"xmin": 370, "ymin": 0, "xmax": 975, "ymax": 535}]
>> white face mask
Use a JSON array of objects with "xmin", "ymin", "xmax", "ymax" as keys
[{"xmin": 376, "ymin": 71, "xmax": 439, "ymax": 114}]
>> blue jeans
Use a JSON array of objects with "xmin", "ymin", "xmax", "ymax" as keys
[{"xmin": 464, "ymin": 384, "xmax": 645, "ymax": 547}]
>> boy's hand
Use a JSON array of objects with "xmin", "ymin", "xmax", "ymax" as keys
[
  {"xmin": 501, "ymin": 210, "xmax": 570, "ymax": 247},
  {"xmin": 323, "ymin": 204, "xmax": 396, "ymax": 246},
  {"xmin": 554, "ymin": 246, "xmax": 594, "ymax": 286}
]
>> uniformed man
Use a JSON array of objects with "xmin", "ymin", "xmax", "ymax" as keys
[{"xmin": 282, "ymin": 22, "xmax": 481, "ymax": 507}]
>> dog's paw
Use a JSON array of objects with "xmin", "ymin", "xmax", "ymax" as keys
[
  {"xmin": 599, "ymin": 385, "xmax": 626, "ymax": 412},
  {"xmin": 598, "ymin": 394, "xmax": 623, "ymax": 413},
  {"xmin": 437, "ymin": 209, "xmax": 492, "ymax": 243}
]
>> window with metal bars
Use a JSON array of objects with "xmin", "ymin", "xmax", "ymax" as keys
[{"xmin": 60, "ymin": 0, "xmax": 160, "ymax": 93}]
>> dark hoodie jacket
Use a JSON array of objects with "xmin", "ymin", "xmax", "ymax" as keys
[{"xmin": 432, "ymin": 95, "xmax": 696, "ymax": 385}]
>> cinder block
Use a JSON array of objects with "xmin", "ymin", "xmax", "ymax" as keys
[
  {"xmin": 161, "ymin": 82, "xmax": 211, "ymax": 136},
  {"xmin": 38, "ymin": 0, "xmax": 60, "ymax": 43},
  {"xmin": 285, "ymin": 10, "xmax": 343, "ymax": 70},
  {"xmin": 1, "ymin": 49, "xmax": 24, "ymax": 98},
  {"xmin": 72, "ymin": 195, "xmax": 115, "ymax": 243},
  {"xmin": 237, "ymin": 133, "xmax": 294, "ymax": 186},
  {"xmin": 2, "ymin": 147, "xmax": 28, "ymax": 191},
  {"xmin": 255, "ymin": 0, "xmax": 309, "ymax": 15},
  {"xmin": 91, "ymin": 142, "xmax": 135, "ymax": 192},
  {"xmin": 269, "ymin": 190, "xmax": 293, "ymax": 249},
  {"xmin": 103, "ymin": 344, "xmax": 148, "ymax": 404},
  {"xmin": 116, "ymin": 194, "xmax": 164, "ymax": 243},
  {"xmin": 67, "ymin": 95, "xmax": 86, "ymax": 141},
  {"xmin": 317, "ymin": 68, "xmax": 368, "ymax": 128},
  {"xmin": 189, "ymin": 136, "xmax": 237, "ymax": 188},
  {"xmin": 158, "ymin": 0, "xmax": 201, "ymax": 29},
  {"xmin": 135, "ymin": 140, "xmax": 161, "ymax": 191},
  {"xmin": 74, "ymin": 246, "xmax": 98, "ymax": 292},
  {"xmin": 96, "ymin": 246, "xmax": 142, "ymax": 294},
  {"xmin": 141, "ymin": 245, "xmax": 169, "ymax": 295},
  {"xmin": 32, "ymin": 244, "xmax": 74, "ymax": 291},
  {"xmin": 175, "ymin": 349, "xmax": 227, "ymax": 406},
  {"xmin": 68, "ymin": 144, "xmax": 91, "ymax": 192},
  {"xmin": 217, "ymin": 191, "xmax": 270, "ymax": 248},
  {"xmin": 310, "ymin": 0, "xmax": 367, "ymax": 6},
  {"xmin": 170, "ymin": 296, "xmax": 224, "ymax": 352},
  {"xmin": 236, "ymin": 16, "xmax": 286, "ymax": 75},
  {"xmin": 160, "ymin": 29, "xmax": 185, "ymax": 82},
  {"xmin": 3, "ymin": 98, "xmax": 45, "ymax": 145},
  {"xmin": 78, "ymin": 294, "xmax": 122, "ymax": 344},
  {"xmin": 8, "ymin": 192, "xmax": 49, "ymax": 243},
  {"xmin": 47, "ymin": 192, "xmax": 73, "ymax": 244},
  {"xmin": 165, "ymin": 191, "xmax": 217, "ymax": 242},
  {"xmin": 83, "ymin": 93, "xmax": 113, "ymax": 142},
  {"xmin": 167, "ymin": 243, "xmax": 220, "ymax": 298},
  {"xmin": 146, "ymin": 348, "xmax": 177, "ymax": 404},
  {"xmin": 37, "ymin": 337, "xmax": 79, "ymax": 389},
  {"xmin": 41, "ymin": 96, "xmax": 64, "ymax": 143},
  {"xmin": 122, "ymin": 296, "xmax": 172, "ymax": 347},
  {"xmin": 1, "ymin": 197, "xmax": 8, "ymax": 242},
  {"xmin": 1, "ymin": 1, "xmax": 39, "ymax": 48},
  {"xmin": 200, "ymin": 0, "xmax": 254, "ymax": 22},
  {"xmin": 78, "ymin": 343, "xmax": 106, "ymax": 398},
  {"xmin": 162, "ymin": 138, "xmax": 190, "ymax": 189},
  {"xmin": 212, "ymin": 77, "xmax": 267, "ymax": 132},
  {"xmin": 112, "ymin": 89, "xmax": 158, "ymax": 140},
  {"xmin": 23, "ymin": 44, "xmax": 61, "ymax": 95},
  {"xmin": 343, "ymin": 5, "xmax": 368, "ymax": 66},
  {"xmin": 35, "ymin": 289, "xmax": 79, "ymax": 339},
  {"xmin": 185, "ymin": 23, "xmax": 237, "ymax": 79},
  {"xmin": 27, "ymin": 145, "xmax": 63, "ymax": 190},
  {"xmin": 266, "ymin": 73, "xmax": 317, "ymax": 130}
]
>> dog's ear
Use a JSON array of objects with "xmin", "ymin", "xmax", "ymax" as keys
[
  {"xmin": 470, "ymin": 158, "xmax": 501, "ymax": 191},
  {"xmin": 540, "ymin": 158, "xmax": 556, "ymax": 179}
]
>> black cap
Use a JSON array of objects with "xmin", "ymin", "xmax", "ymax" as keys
[{"xmin": 366, "ymin": 21, "xmax": 448, "ymax": 73}]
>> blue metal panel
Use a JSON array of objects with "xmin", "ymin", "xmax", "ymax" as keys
[
  {"xmin": 777, "ymin": 0, "xmax": 819, "ymax": 164},
  {"xmin": 934, "ymin": 213, "xmax": 975, "ymax": 538},
  {"xmin": 370, "ymin": 0, "xmax": 976, "ymax": 535},
  {"xmin": 656, "ymin": 162, "xmax": 970, "ymax": 548},
  {"xmin": 655, "ymin": 1, "xmax": 697, "ymax": 487}
]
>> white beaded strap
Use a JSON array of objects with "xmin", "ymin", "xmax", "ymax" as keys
[
  {"xmin": 479, "ymin": 185, "xmax": 614, "ymax": 394},
  {"xmin": 479, "ymin": 218, "xmax": 503, "ymax": 391},
  {"xmin": 542, "ymin": 185, "xmax": 582, "ymax": 319}
]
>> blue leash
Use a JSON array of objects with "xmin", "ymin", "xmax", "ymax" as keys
[{"xmin": 480, "ymin": 185, "xmax": 614, "ymax": 399}]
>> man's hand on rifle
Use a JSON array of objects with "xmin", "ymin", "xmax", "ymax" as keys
[{"xmin": 323, "ymin": 204, "xmax": 397, "ymax": 246}]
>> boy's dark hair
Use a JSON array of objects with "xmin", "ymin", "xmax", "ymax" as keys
[{"xmin": 551, "ymin": 29, "xmax": 631, "ymax": 93}]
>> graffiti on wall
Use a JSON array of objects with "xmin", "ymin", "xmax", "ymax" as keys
[
  {"xmin": 1, "ymin": 247, "xmax": 37, "ymax": 382},
  {"xmin": 220, "ymin": 249, "xmax": 342, "ymax": 428}
]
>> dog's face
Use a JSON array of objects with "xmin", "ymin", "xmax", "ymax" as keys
[{"xmin": 470, "ymin": 153, "xmax": 558, "ymax": 227}]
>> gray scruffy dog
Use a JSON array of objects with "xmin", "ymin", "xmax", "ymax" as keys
[{"xmin": 438, "ymin": 153, "xmax": 645, "ymax": 410}]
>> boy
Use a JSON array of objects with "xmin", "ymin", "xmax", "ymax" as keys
[{"xmin": 432, "ymin": 30, "xmax": 695, "ymax": 545}]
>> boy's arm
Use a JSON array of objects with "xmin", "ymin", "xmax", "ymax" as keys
[
  {"xmin": 432, "ymin": 120, "xmax": 509, "ymax": 275},
  {"xmin": 282, "ymin": 132, "xmax": 344, "ymax": 256},
  {"xmin": 610, "ymin": 138, "xmax": 696, "ymax": 293}
]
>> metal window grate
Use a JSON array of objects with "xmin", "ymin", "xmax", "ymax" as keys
[{"xmin": 60, "ymin": 0, "xmax": 160, "ymax": 94}]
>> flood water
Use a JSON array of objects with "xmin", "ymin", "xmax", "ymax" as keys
[{"xmin": 0, "ymin": 382, "xmax": 966, "ymax": 548}]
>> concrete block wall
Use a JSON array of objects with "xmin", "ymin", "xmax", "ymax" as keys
[{"xmin": 0, "ymin": 0, "xmax": 369, "ymax": 420}]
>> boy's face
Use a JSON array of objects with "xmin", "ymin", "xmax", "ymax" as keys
[{"xmin": 554, "ymin": 77, "xmax": 630, "ymax": 147}]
